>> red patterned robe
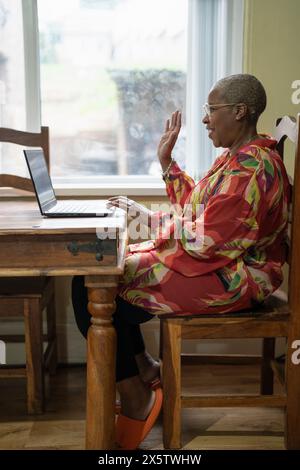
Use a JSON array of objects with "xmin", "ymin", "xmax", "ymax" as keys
[{"xmin": 118, "ymin": 136, "xmax": 290, "ymax": 315}]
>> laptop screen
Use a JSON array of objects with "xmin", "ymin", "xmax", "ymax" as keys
[{"xmin": 23, "ymin": 149, "xmax": 56, "ymax": 212}]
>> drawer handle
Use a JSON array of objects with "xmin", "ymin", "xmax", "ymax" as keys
[{"xmin": 67, "ymin": 240, "xmax": 103, "ymax": 261}]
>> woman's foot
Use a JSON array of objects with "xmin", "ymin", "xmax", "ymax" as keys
[
  {"xmin": 135, "ymin": 351, "xmax": 160, "ymax": 385},
  {"xmin": 118, "ymin": 375, "xmax": 155, "ymax": 421},
  {"xmin": 116, "ymin": 381, "xmax": 163, "ymax": 450}
]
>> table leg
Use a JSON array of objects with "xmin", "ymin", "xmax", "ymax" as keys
[{"xmin": 85, "ymin": 275, "xmax": 118, "ymax": 450}]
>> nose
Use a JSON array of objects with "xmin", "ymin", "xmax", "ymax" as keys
[{"xmin": 202, "ymin": 114, "xmax": 209, "ymax": 124}]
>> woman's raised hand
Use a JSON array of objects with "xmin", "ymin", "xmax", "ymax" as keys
[{"xmin": 157, "ymin": 110, "xmax": 181, "ymax": 170}]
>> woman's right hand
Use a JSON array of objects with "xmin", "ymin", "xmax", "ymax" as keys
[
  {"xmin": 107, "ymin": 196, "xmax": 153, "ymax": 226},
  {"xmin": 157, "ymin": 110, "xmax": 181, "ymax": 171}
]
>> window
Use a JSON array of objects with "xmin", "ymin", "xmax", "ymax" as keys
[
  {"xmin": 1, "ymin": 0, "xmax": 244, "ymax": 192},
  {"xmin": 37, "ymin": 0, "xmax": 188, "ymax": 179}
]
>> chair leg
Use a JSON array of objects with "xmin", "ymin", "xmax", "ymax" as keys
[
  {"xmin": 24, "ymin": 298, "xmax": 45, "ymax": 414},
  {"xmin": 162, "ymin": 319, "xmax": 182, "ymax": 449},
  {"xmin": 285, "ymin": 339, "xmax": 300, "ymax": 449},
  {"xmin": 260, "ymin": 338, "xmax": 275, "ymax": 395},
  {"xmin": 47, "ymin": 292, "xmax": 57, "ymax": 376}
]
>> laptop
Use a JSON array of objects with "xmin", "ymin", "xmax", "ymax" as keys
[{"xmin": 23, "ymin": 149, "xmax": 113, "ymax": 217}]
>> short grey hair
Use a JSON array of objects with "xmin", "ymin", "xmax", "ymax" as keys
[{"xmin": 213, "ymin": 74, "xmax": 267, "ymax": 123}]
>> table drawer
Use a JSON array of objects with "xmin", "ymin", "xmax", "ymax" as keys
[{"xmin": 0, "ymin": 234, "xmax": 117, "ymax": 269}]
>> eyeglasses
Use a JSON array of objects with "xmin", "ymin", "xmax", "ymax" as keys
[{"xmin": 203, "ymin": 103, "xmax": 238, "ymax": 117}]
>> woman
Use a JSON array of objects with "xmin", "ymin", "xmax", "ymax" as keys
[{"xmin": 72, "ymin": 74, "xmax": 290, "ymax": 449}]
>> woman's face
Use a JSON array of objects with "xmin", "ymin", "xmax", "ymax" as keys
[{"xmin": 202, "ymin": 88, "xmax": 239, "ymax": 148}]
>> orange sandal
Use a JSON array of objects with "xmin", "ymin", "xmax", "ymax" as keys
[{"xmin": 116, "ymin": 387, "xmax": 163, "ymax": 450}]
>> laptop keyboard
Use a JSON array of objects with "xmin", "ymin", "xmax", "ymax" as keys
[{"xmin": 48, "ymin": 201, "xmax": 109, "ymax": 214}]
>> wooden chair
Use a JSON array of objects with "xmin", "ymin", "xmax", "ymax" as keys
[
  {"xmin": 0, "ymin": 127, "xmax": 57, "ymax": 414},
  {"xmin": 160, "ymin": 114, "xmax": 300, "ymax": 450}
]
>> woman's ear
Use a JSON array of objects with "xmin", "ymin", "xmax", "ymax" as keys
[{"xmin": 235, "ymin": 103, "xmax": 247, "ymax": 121}]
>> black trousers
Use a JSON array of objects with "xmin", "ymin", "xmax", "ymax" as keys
[{"xmin": 71, "ymin": 276, "xmax": 154, "ymax": 382}]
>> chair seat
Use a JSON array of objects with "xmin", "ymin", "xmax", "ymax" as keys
[
  {"xmin": 160, "ymin": 290, "xmax": 289, "ymax": 339},
  {"xmin": 161, "ymin": 289, "xmax": 289, "ymax": 321},
  {"xmin": 0, "ymin": 277, "xmax": 50, "ymax": 298}
]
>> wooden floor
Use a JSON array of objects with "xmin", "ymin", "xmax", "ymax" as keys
[{"xmin": 0, "ymin": 364, "xmax": 285, "ymax": 450}]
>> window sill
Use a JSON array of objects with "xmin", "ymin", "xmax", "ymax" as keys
[
  {"xmin": 0, "ymin": 183, "xmax": 167, "ymax": 198},
  {"xmin": 54, "ymin": 182, "xmax": 167, "ymax": 197}
]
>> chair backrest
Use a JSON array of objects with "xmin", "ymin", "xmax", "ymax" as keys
[
  {"xmin": 0, "ymin": 126, "xmax": 49, "ymax": 192},
  {"xmin": 274, "ymin": 114, "xmax": 300, "ymax": 323}
]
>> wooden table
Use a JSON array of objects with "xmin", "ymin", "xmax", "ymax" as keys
[{"xmin": 0, "ymin": 200, "xmax": 127, "ymax": 449}]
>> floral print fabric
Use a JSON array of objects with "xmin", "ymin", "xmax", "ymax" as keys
[{"xmin": 118, "ymin": 136, "xmax": 290, "ymax": 315}]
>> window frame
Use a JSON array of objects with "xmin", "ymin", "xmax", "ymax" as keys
[{"xmin": 22, "ymin": 0, "xmax": 244, "ymax": 196}]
